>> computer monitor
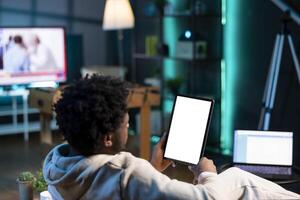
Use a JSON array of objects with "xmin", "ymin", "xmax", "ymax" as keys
[
  {"xmin": 0, "ymin": 27, "xmax": 67, "ymax": 86},
  {"xmin": 233, "ymin": 130, "xmax": 293, "ymax": 166}
]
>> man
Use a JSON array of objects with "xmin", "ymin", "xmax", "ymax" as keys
[
  {"xmin": 3, "ymin": 35, "xmax": 30, "ymax": 73},
  {"xmin": 26, "ymin": 34, "xmax": 57, "ymax": 72},
  {"xmin": 43, "ymin": 75, "xmax": 300, "ymax": 199}
]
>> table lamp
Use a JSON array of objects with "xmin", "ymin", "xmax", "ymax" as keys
[{"xmin": 103, "ymin": 0, "xmax": 135, "ymax": 68}]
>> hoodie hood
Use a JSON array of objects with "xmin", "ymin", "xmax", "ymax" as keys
[{"xmin": 43, "ymin": 144, "xmax": 119, "ymax": 199}]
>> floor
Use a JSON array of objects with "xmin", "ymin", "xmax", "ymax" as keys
[
  {"xmin": 0, "ymin": 133, "xmax": 59, "ymax": 199},
  {"xmin": 0, "ymin": 132, "xmax": 299, "ymax": 199}
]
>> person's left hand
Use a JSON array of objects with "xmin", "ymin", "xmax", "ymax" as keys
[{"xmin": 150, "ymin": 132, "xmax": 172, "ymax": 172}]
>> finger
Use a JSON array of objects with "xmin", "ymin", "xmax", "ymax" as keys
[
  {"xmin": 158, "ymin": 132, "xmax": 168, "ymax": 146},
  {"xmin": 201, "ymin": 157, "xmax": 208, "ymax": 161},
  {"xmin": 159, "ymin": 131, "xmax": 167, "ymax": 141},
  {"xmin": 199, "ymin": 157, "xmax": 209, "ymax": 164}
]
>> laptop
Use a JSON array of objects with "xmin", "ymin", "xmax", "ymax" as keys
[{"xmin": 233, "ymin": 130, "xmax": 294, "ymax": 180}]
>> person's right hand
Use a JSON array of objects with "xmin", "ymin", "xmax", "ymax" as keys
[{"xmin": 188, "ymin": 157, "xmax": 217, "ymax": 179}]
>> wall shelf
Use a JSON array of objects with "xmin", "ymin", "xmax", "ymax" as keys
[
  {"xmin": 133, "ymin": 53, "xmax": 221, "ymax": 63},
  {"xmin": 131, "ymin": 0, "xmax": 222, "ymax": 151},
  {"xmin": 0, "ymin": 121, "xmax": 57, "ymax": 135},
  {"xmin": 137, "ymin": 13, "xmax": 221, "ymax": 19}
]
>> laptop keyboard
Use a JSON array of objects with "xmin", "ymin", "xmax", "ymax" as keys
[{"xmin": 235, "ymin": 165, "xmax": 292, "ymax": 175}]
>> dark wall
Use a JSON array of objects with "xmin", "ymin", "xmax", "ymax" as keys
[
  {"xmin": 233, "ymin": 0, "xmax": 300, "ymax": 165},
  {"xmin": 0, "ymin": 0, "xmax": 113, "ymax": 68},
  {"xmin": 66, "ymin": 35, "xmax": 83, "ymax": 83}
]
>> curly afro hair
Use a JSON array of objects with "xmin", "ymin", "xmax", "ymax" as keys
[{"xmin": 54, "ymin": 75, "xmax": 130, "ymax": 155}]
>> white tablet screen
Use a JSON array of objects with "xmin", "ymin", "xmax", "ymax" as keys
[{"xmin": 164, "ymin": 96, "xmax": 213, "ymax": 165}]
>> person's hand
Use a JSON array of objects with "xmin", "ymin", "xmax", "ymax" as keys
[
  {"xmin": 150, "ymin": 132, "xmax": 172, "ymax": 172},
  {"xmin": 188, "ymin": 157, "xmax": 217, "ymax": 180}
]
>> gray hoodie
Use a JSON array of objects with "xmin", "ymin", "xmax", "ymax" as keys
[
  {"xmin": 43, "ymin": 144, "xmax": 300, "ymax": 200},
  {"xmin": 43, "ymin": 144, "xmax": 218, "ymax": 200}
]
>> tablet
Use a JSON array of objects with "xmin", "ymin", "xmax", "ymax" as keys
[{"xmin": 163, "ymin": 95, "xmax": 214, "ymax": 165}]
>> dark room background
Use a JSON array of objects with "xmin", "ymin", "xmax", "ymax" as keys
[
  {"xmin": 230, "ymin": 0, "xmax": 300, "ymax": 165},
  {"xmin": 0, "ymin": 0, "xmax": 123, "ymax": 80},
  {"xmin": 0, "ymin": 0, "xmax": 299, "ymax": 162}
]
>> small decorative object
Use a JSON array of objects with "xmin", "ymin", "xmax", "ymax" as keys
[
  {"xmin": 154, "ymin": 0, "xmax": 169, "ymax": 16},
  {"xmin": 81, "ymin": 66, "xmax": 127, "ymax": 80},
  {"xmin": 176, "ymin": 30, "xmax": 207, "ymax": 59},
  {"xmin": 144, "ymin": 67, "xmax": 161, "ymax": 88},
  {"xmin": 193, "ymin": 0, "xmax": 207, "ymax": 15},
  {"xmin": 152, "ymin": 0, "xmax": 169, "ymax": 57},
  {"xmin": 164, "ymin": 1, "xmax": 175, "ymax": 15},
  {"xmin": 17, "ymin": 171, "xmax": 35, "ymax": 200},
  {"xmin": 145, "ymin": 35, "xmax": 158, "ymax": 56},
  {"xmin": 144, "ymin": 77, "xmax": 161, "ymax": 88},
  {"xmin": 143, "ymin": 2, "xmax": 157, "ymax": 17},
  {"xmin": 157, "ymin": 43, "xmax": 169, "ymax": 56},
  {"xmin": 166, "ymin": 77, "xmax": 184, "ymax": 95}
]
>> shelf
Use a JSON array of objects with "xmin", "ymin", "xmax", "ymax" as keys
[
  {"xmin": 137, "ymin": 13, "xmax": 221, "ymax": 19},
  {"xmin": 163, "ymin": 94, "xmax": 221, "ymax": 103},
  {"xmin": 133, "ymin": 54, "xmax": 162, "ymax": 61},
  {"xmin": 0, "ymin": 120, "xmax": 57, "ymax": 135},
  {"xmin": 164, "ymin": 13, "xmax": 221, "ymax": 18},
  {"xmin": 0, "ymin": 106, "xmax": 39, "ymax": 117},
  {"xmin": 133, "ymin": 53, "xmax": 221, "ymax": 62},
  {"xmin": 133, "ymin": 0, "xmax": 222, "ymax": 152}
]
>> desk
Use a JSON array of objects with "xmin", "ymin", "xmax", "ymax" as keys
[
  {"xmin": 28, "ymin": 88, "xmax": 61, "ymax": 144},
  {"xmin": 127, "ymin": 87, "xmax": 160, "ymax": 160},
  {"xmin": 219, "ymin": 163, "xmax": 300, "ymax": 185},
  {"xmin": 29, "ymin": 86, "xmax": 160, "ymax": 160}
]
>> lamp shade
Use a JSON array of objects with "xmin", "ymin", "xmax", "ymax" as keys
[{"xmin": 103, "ymin": 0, "xmax": 135, "ymax": 30}]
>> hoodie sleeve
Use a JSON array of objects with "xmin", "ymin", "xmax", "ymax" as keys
[
  {"xmin": 197, "ymin": 172, "xmax": 218, "ymax": 184},
  {"xmin": 120, "ymin": 156, "xmax": 223, "ymax": 200}
]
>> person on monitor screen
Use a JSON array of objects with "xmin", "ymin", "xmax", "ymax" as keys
[
  {"xmin": 6, "ymin": 36, "xmax": 14, "ymax": 49},
  {"xmin": 43, "ymin": 75, "xmax": 300, "ymax": 200},
  {"xmin": 3, "ymin": 35, "xmax": 30, "ymax": 73},
  {"xmin": 0, "ymin": 36, "xmax": 4, "ymax": 70},
  {"xmin": 26, "ymin": 34, "xmax": 57, "ymax": 72}
]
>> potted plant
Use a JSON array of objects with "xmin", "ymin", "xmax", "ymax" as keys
[
  {"xmin": 166, "ymin": 77, "xmax": 184, "ymax": 96},
  {"xmin": 33, "ymin": 170, "xmax": 48, "ymax": 194},
  {"xmin": 17, "ymin": 171, "xmax": 36, "ymax": 200},
  {"xmin": 144, "ymin": 67, "xmax": 161, "ymax": 88}
]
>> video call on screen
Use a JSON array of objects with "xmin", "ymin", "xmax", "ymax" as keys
[{"xmin": 164, "ymin": 96, "xmax": 212, "ymax": 165}]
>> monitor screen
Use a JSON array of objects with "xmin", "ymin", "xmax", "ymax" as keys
[
  {"xmin": 233, "ymin": 130, "xmax": 293, "ymax": 166},
  {"xmin": 0, "ymin": 27, "xmax": 67, "ymax": 86}
]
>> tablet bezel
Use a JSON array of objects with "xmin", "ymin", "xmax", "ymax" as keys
[{"xmin": 163, "ymin": 95, "xmax": 214, "ymax": 165}]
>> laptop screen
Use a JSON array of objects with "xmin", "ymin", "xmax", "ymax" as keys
[{"xmin": 233, "ymin": 130, "xmax": 293, "ymax": 166}]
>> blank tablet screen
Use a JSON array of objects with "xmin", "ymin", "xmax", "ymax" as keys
[{"xmin": 164, "ymin": 96, "xmax": 213, "ymax": 165}]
